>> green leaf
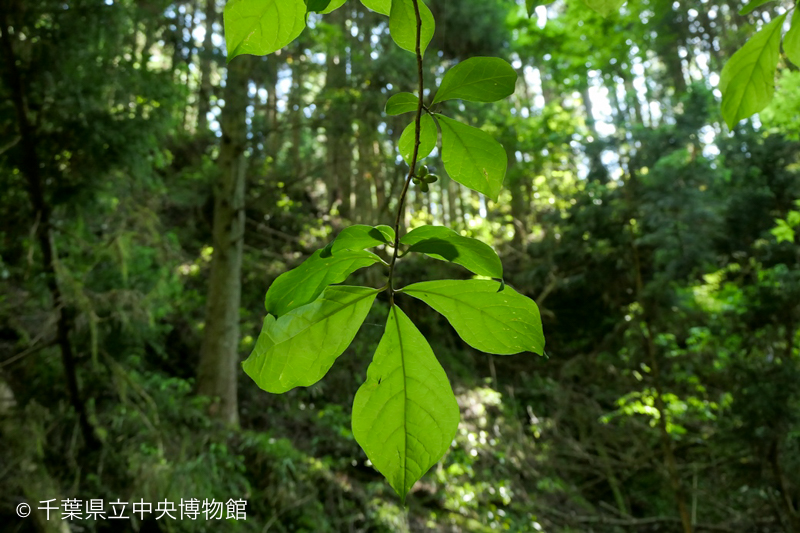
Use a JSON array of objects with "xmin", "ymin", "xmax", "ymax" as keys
[
  {"xmin": 386, "ymin": 92, "xmax": 420, "ymax": 115},
  {"xmin": 720, "ymin": 14, "xmax": 786, "ymax": 129},
  {"xmin": 265, "ymin": 249, "xmax": 382, "ymax": 317},
  {"xmin": 389, "ymin": 0, "xmax": 435, "ymax": 57},
  {"xmin": 245, "ymin": 286, "xmax": 379, "ymax": 393},
  {"xmin": 352, "ymin": 305, "xmax": 459, "ymax": 501},
  {"xmin": 360, "ymin": 0, "xmax": 390, "ymax": 15},
  {"xmin": 437, "ymin": 115, "xmax": 507, "ymax": 201},
  {"xmin": 318, "ymin": 0, "xmax": 347, "ymax": 14},
  {"xmin": 785, "ymin": 9, "xmax": 800, "ymax": 67},
  {"xmin": 787, "ymin": 210, "xmax": 800, "ymax": 228},
  {"xmin": 224, "ymin": 0, "xmax": 307, "ymax": 60},
  {"xmin": 739, "ymin": 0, "xmax": 776, "ymax": 15},
  {"xmin": 306, "ymin": 0, "xmax": 333, "ymax": 13},
  {"xmin": 331, "ymin": 224, "xmax": 395, "ymax": 253},
  {"xmin": 771, "ymin": 219, "xmax": 796, "ymax": 243},
  {"xmin": 402, "ymin": 279, "xmax": 545, "ymax": 355},
  {"xmin": 581, "ymin": 0, "xmax": 626, "ymax": 17},
  {"xmin": 399, "ymin": 114, "xmax": 437, "ymax": 165},
  {"xmin": 400, "ymin": 225, "xmax": 502, "ymax": 278},
  {"xmin": 432, "ymin": 57, "xmax": 517, "ymax": 104}
]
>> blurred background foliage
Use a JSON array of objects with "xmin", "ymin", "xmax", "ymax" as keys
[{"xmin": 1, "ymin": 0, "xmax": 799, "ymax": 531}]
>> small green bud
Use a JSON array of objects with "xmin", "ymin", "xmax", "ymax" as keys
[
  {"xmin": 418, "ymin": 165, "xmax": 429, "ymax": 177},
  {"xmin": 424, "ymin": 174, "xmax": 439, "ymax": 184},
  {"xmin": 420, "ymin": 182, "xmax": 429, "ymax": 193},
  {"xmin": 412, "ymin": 177, "xmax": 421, "ymax": 185}
]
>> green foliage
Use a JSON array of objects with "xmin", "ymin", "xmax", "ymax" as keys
[
  {"xmin": 580, "ymin": 0, "xmax": 627, "ymax": 18},
  {"xmin": 390, "ymin": 0, "xmax": 435, "ymax": 56},
  {"xmin": 786, "ymin": 9, "xmax": 800, "ymax": 67},
  {"xmin": 352, "ymin": 306, "xmax": 460, "ymax": 501},
  {"xmin": 224, "ymin": 0, "xmax": 307, "ymax": 60},
  {"xmin": 223, "ymin": 0, "xmax": 543, "ymax": 501},
  {"xmin": 438, "ymin": 115, "xmax": 508, "ymax": 201},
  {"xmin": 738, "ymin": 0, "xmax": 776, "ymax": 15},
  {"xmin": 361, "ymin": 0, "xmax": 391, "ymax": 16},
  {"xmin": 399, "ymin": 114, "xmax": 437, "ymax": 164},
  {"xmin": 385, "ymin": 92, "xmax": 420, "ymax": 115},
  {"xmin": 244, "ymin": 286, "xmax": 380, "ymax": 393},
  {"xmin": 403, "ymin": 280, "xmax": 545, "ymax": 355},
  {"xmin": 264, "ymin": 248, "xmax": 382, "ymax": 317},
  {"xmin": 400, "ymin": 225, "xmax": 503, "ymax": 278},
  {"xmin": 432, "ymin": 57, "xmax": 518, "ymax": 104}
]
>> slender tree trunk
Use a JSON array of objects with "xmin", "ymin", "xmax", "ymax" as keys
[
  {"xmin": 197, "ymin": 0, "xmax": 216, "ymax": 132},
  {"xmin": 325, "ymin": 9, "xmax": 352, "ymax": 219},
  {"xmin": 196, "ymin": 56, "xmax": 250, "ymax": 426},
  {"xmin": 1, "ymin": 7, "xmax": 99, "ymax": 450}
]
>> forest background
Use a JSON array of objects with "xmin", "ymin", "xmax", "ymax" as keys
[{"xmin": 1, "ymin": 0, "xmax": 800, "ymax": 531}]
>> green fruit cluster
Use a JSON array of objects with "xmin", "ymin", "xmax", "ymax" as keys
[{"xmin": 412, "ymin": 165, "xmax": 439, "ymax": 192}]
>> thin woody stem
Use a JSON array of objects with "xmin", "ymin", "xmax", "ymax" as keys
[{"xmin": 387, "ymin": 0, "xmax": 425, "ymax": 305}]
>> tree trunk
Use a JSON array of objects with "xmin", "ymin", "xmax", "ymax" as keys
[
  {"xmin": 325, "ymin": 9, "xmax": 352, "ymax": 220},
  {"xmin": 197, "ymin": 0, "xmax": 216, "ymax": 132},
  {"xmin": 196, "ymin": 56, "xmax": 250, "ymax": 426}
]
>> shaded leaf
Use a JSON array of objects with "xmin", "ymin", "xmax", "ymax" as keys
[
  {"xmin": 525, "ymin": 0, "xmax": 553, "ymax": 16},
  {"xmin": 720, "ymin": 14, "xmax": 786, "ymax": 129},
  {"xmin": 318, "ymin": 0, "xmax": 347, "ymax": 13},
  {"xmin": 245, "ymin": 286, "xmax": 379, "ymax": 393},
  {"xmin": 785, "ymin": 9, "xmax": 800, "ymax": 67},
  {"xmin": 403, "ymin": 279, "xmax": 545, "ymax": 355},
  {"xmin": 399, "ymin": 114, "xmax": 437, "ymax": 165},
  {"xmin": 224, "ymin": 0, "xmax": 306, "ymax": 60},
  {"xmin": 352, "ymin": 305, "xmax": 459, "ymax": 501},
  {"xmin": 265, "ymin": 249, "xmax": 381, "ymax": 317},
  {"xmin": 386, "ymin": 92, "xmax": 420, "ymax": 115},
  {"xmin": 332, "ymin": 225, "xmax": 395, "ymax": 253},
  {"xmin": 389, "ymin": 0, "xmax": 435, "ymax": 57},
  {"xmin": 400, "ymin": 225, "xmax": 502, "ymax": 278},
  {"xmin": 437, "ymin": 115, "xmax": 506, "ymax": 201},
  {"xmin": 433, "ymin": 57, "xmax": 517, "ymax": 104}
]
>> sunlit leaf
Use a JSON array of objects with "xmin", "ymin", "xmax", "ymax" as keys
[
  {"xmin": 332, "ymin": 224, "xmax": 395, "ymax": 253},
  {"xmin": 399, "ymin": 114, "xmax": 437, "ymax": 165},
  {"xmin": 245, "ymin": 286, "xmax": 379, "ymax": 393},
  {"xmin": 360, "ymin": 0, "xmax": 390, "ymax": 15},
  {"xmin": 403, "ymin": 279, "xmax": 545, "ymax": 355},
  {"xmin": 581, "ymin": 0, "xmax": 626, "ymax": 17},
  {"xmin": 433, "ymin": 57, "xmax": 517, "ymax": 104},
  {"xmin": 401, "ymin": 225, "xmax": 502, "ymax": 278},
  {"xmin": 265, "ymin": 249, "xmax": 382, "ymax": 317},
  {"xmin": 389, "ymin": 0, "xmax": 434, "ymax": 57},
  {"xmin": 352, "ymin": 305, "xmax": 459, "ymax": 501},
  {"xmin": 437, "ymin": 115, "xmax": 506, "ymax": 201},
  {"xmin": 224, "ymin": 0, "xmax": 306, "ymax": 60},
  {"xmin": 720, "ymin": 14, "xmax": 786, "ymax": 129},
  {"xmin": 386, "ymin": 92, "xmax": 420, "ymax": 115},
  {"xmin": 785, "ymin": 9, "xmax": 800, "ymax": 67},
  {"xmin": 739, "ymin": 0, "xmax": 776, "ymax": 15}
]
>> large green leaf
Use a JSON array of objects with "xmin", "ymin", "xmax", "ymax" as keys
[
  {"xmin": 581, "ymin": 0, "xmax": 626, "ymax": 17},
  {"xmin": 332, "ymin": 224, "xmax": 395, "ymax": 253},
  {"xmin": 245, "ymin": 286, "xmax": 379, "ymax": 393},
  {"xmin": 785, "ymin": 10, "xmax": 800, "ymax": 67},
  {"xmin": 738, "ymin": 0, "xmax": 776, "ymax": 15},
  {"xmin": 399, "ymin": 114, "xmax": 437, "ymax": 165},
  {"xmin": 386, "ymin": 92, "xmax": 420, "ymax": 116},
  {"xmin": 306, "ymin": 0, "xmax": 333, "ymax": 13},
  {"xmin": 361, "ymin": 0, "xmax": 390, "ymax": 15},
  {"xmin": 389, "ymin": 0, "xmax": 435, "ymax": 57},
  {"xmin": 400, "ymin": 225, "xmax": 502, "ymax": 278},
  {"xmin": 352, "ymin": 305, "xmax": 459, "ymax": 501},
  {"xmin": 265, "ymin": 249, "xmax": 382, "ymax": 317},
  {"xmin": 432, "ymin": 57, "xmax": 517, "ymax": 104},
  {"xmin": 720, "ymin": 14, "xmax": 786, "ymax": 129},
  {"xmin": 224, "ymin": 0, "xmax": 307, "ymax": 60},
  {"xmin": 437, "ymin": 115, "xmax": 506, "ymax": 201},
  {"xmin": 402, "ymin": 280, "xmax": 545, "ymax": 355}
]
